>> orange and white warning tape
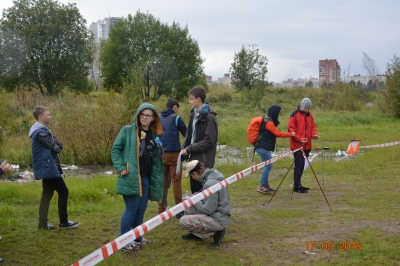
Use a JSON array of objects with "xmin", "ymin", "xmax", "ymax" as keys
[
  {"xmin": 71, "ymin": 148, "xmax": 301, "ymax": 266},
  {"xmin": 359, "ymin": 141, "xmax": 400, "ymax": 149}
]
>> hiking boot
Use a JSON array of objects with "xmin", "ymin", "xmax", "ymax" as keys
[
  {"xmin": 176, "ymin": 211, "xmax": 184, "ymax": 219},
  {"xmin": 257, "ymin": 186, "xmax": 270, "ymax": 194},
  {"xmin": 212, "ymin": 229, "xmax": 225, "ymax": 246},
  {"xmin": 266, "ymin": 185, "xmax": 276, "ymax": 192},
  {"xmin": 38, "ymin": 223, "xmax": 57, "ymax": 230},
  {"xmin": 300, "ymin": 186, "xmax": 309, "ymax": 191},
  {"xmin": 293, "ymin": 186, "xmax": 308, "ymax": 193},
  {"xmin": 59, "ymin": 220, "xmax": 80, "ymax": 229},
  {"xmin": 121, "ymin": 241, "xmax": 140, "ymax": 252},
  {"xmin": 181, "ymin": 233, "xmax": 203, "ymax": 241},
  {"xmin": 135, "ymin": 238, "xmax": 151, "ymax": 247}
]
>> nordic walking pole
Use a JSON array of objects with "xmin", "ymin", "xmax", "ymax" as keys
[{"xmin": 303, "ymin": 150, "xmax": 332, "ymax": 211}]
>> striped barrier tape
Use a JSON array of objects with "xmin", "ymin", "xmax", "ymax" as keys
[
  {"xmin": 359, "ymin": 140, "xmax": 400, "ymax": 149},
  {"xmin": 71, "ymin": 148, "xmax": 301, "ymax": 266},
  {"xmin": 304, "ymin": 150, "xmax": 322, "ymax": 170}
]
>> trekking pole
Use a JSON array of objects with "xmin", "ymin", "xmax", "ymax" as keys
[
  {"xmin": 303, "ymin": 150, "xmax": 332, "ymax": 211},
  {"xmin": 264, "ymin": 152, "xmax": 297, "ymax": 208}
]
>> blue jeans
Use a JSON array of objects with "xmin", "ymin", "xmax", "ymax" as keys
[
  {"xmin": 120, "ymin": 177, "xmax": 149, "ymax": 242},
  {"xmin": 256, "ymin": 147, "xmax": 273, "ymax": 187}
]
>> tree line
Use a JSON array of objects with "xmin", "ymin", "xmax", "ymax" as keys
[{"xmin": 0, "ymin": 0, "xmax": 399, "ymax": 117}]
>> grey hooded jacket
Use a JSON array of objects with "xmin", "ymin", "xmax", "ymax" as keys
[{"xmin": 194, "ymin": 168, "xmax": 231, "ymax": 226}]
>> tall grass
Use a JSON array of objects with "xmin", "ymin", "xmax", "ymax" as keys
[{"xmin": 1, "ymin": 84, "xmax": 400, "ymax": 265}]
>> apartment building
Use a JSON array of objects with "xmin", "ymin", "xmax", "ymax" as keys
[
  {"xmin": 273, "ymin": 77, "xmax": 319, "ymax": 88},
  {"xmin": 343, "ymin": 74, "xmax": 386, "ymax": 85},
  {"xmin": 90, "ymin": 17, "xmax": 122, "ymax": 42},
  {"xmin": 319, "ymin": 59, "xmax": 341, "ymax": 84},
  {"xmin": 89, "ymin": 17, "xmax": 122, "ymax": 82},
  {"xmin": 218, "ymin": 73, "xmax": 232, "ymax": 87}
]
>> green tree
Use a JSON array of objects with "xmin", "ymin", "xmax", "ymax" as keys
[
  {"xmin": 100, "ymin": 11, "xmax": 204, "ymax": 100},
  {"xmin": 348, "ymin": 80, "xmax": 356, "ymax": 88},
  {"xmin": 385, "ymin": 54, "xmax": 400, "ymax": 118},
  {"xmin": 229, "ymin": 44, "xmax": 268, "ymax": 90},
  {"xmin": 0, "ymin": 0, "xmax": 93, "ymax": 96},
  {"xmin": 356, "ymin": 81, "xmax": 363, "ymax": 90},
  {"xmin": 305, "ymin": 81, "xmax": 313, "ymax": 88},
  {"xmin": 366, "ymin": 80, "xmax": 377, "ymax": 92}
]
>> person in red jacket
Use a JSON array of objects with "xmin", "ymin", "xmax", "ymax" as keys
[{"xmin": 288, "ymin": 98, "xmax": 318, "ymax": 193}]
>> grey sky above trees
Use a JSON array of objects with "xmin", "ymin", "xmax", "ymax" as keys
[{"xmin": 1, "ymin": 0, "xmax": 399, "ymax": 83}]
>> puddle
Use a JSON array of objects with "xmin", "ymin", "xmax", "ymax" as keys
[
  {"xmin": 1, "ymin": 165, "xmax": 116, "ymax": 183},
  {"xmin": 1, "ymin": 147, "xmax": 359, "ymax": 183}
]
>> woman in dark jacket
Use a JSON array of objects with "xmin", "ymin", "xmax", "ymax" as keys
[{"xmin": 256, "ymin": 104, "xmax": 295, "ymax": 194}]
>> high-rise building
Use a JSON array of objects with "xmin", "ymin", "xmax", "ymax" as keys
[
  {"xmin": 89, "ymin": 17, "xmax": 122, "ymax": 84},
  {"xmin": 90, "ymin": 17, "xmax": 122, "ymax": 42},
  {"xmin": 319, "ymin": 59, "xmax": 341, "ymax": 84}
]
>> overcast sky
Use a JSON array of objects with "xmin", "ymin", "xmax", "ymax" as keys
[{"xmin": 1, "ymin": 0, "xmax": 399, "ymax": 82}]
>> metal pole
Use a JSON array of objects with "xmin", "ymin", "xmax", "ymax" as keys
[{"xmin": 321, "ymin": 147, "xmax": 329, "ymax": 192}]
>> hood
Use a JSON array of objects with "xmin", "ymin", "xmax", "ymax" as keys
[
  {"xmin": 199, "ymin": 168, "xmax": 223, "ymax": 184},
  {"xmin": 267, "ymin": 104, "xmax": 281, "ymax": 126},
  {"xmin": 133, "ymin": 103, "xmax": 163, "ymax": 135},
  {"xmin": 160, "ymin": 108, "xmax": 175, "ymax": 118},
  {"xmin": 191, "ymin": 103, "xmax": 217, "ymax": 117},
  {"xmin": 296, "ymin": 104, "xmax": 310, "ymax": 116},
  {"xmin": 29, "ymin": 121, "xmax": 48, "ymax": 138}
]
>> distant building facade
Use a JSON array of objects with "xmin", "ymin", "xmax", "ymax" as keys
[
  {"xmin": 343, "ymin": 74, "xmax": 386, "ymax": 85},
  {"xmin": 319, "ymin": 59, "xmax": 341, "ymax": 84},
  {"xmin": 89, "ymin": 17, "xmax": 122, "ymax": 82},
  {"xmin": 273, "ymin": 77, "xmax": 319, "ymax": 88},
  {"xmin": 218, "ymin": 73, "xmax": 231, "ymax": 87},
  {"xmin": 90, "ymin": 17, "xmax": 122, "ymax": 42}
]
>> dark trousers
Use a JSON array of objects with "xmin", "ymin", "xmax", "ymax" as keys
[
  {"xmin": 39, "ymin": 177, "xmax": 69, "ymax": 226},
  {"xmin": 293, "ymin": 150, "xmax": 310, "ymax": 187}
]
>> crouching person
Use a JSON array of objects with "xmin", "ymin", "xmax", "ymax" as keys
[{"xmin": 180, "ymin": 160, "xmax": 231, "ymax": 246}]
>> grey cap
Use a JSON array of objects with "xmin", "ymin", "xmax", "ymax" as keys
[{"xmin": 301, "ymin": 98, "xmax": 312, "ymax": 108}]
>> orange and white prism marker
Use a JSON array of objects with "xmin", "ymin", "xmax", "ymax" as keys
[
  {"xmin": 336, "ymin": 140, "xmax": 361, "ymax": 162},
  {"xmin": 346, "ymin": 139, "xmax": 361, "ymax": 155}
]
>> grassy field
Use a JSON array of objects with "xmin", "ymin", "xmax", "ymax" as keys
[{"xmin": 1, "ymin": 86, "xmax": 400, "ymax": 265}]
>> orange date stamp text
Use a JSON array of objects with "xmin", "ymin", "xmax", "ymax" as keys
[{"xmin": 306, "ymin": 241, "xmax": 362, "ymax": 251}]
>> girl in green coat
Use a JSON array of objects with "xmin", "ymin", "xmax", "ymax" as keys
[{"xmin": 111, "ymin": 103, "xmax": 164, "ymax": 251}]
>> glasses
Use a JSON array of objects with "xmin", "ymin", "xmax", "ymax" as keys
[{"xmin": 140, "ymin": 114, "xmax": 154, "ymax": 118}]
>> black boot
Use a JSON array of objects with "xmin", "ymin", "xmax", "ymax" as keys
[
  {"xmin": 293, "ymin": 186, "xmax": 308, "ymax": 193},
  {"xmin": 212, "ymin": 230, "xmax": 225, "ymax": 246},
  {"xmin": 182, "ymin": 233, "xmax": 203, "ymax": 241}
]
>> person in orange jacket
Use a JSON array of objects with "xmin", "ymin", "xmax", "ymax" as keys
[{"xmin": 255, "ymin": 104, "xmax": 296, "ymax": 194}]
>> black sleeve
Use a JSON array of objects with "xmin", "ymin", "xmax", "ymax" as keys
[
  {"xmin": 53, "ymin": 136, "xmax": 63, "ymax": 150},
  {"xmin": 37, "ymin": 133, "xmax": 62, "ymax": 153}
]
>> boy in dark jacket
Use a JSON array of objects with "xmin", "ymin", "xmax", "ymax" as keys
[
  {"xmin": 181, "ymin": 85, "xmax": 218, "ymax": 194},
  {"xmin": 158, "ymin": 99, "xmax": 187, "ymax": 217},
  {"xmin": 29, "ymin": 106, "xmax": 79, "ymax": 230}
]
